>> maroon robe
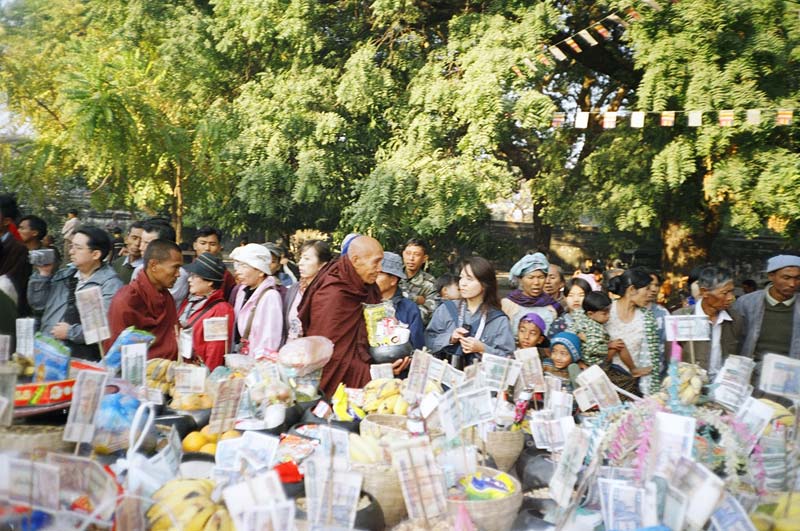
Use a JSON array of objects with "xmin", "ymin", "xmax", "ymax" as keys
[{"xmin": 298, "ymin": 256, "xmax": 380, "ymax": 397}]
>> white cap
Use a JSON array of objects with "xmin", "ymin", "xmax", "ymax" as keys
[
  {"xmin": 230, "ymin": 244, "xmax": 271, "ymax": 274},
  {"xmin": 766, "ymin": 255, "xmax": 800, "ymax": 273}
]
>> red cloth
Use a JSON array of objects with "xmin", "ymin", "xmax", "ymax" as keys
[
  {"xmin": 298, "ymin": 256, "xmax": 380, "ymax": 397},
  {"xmin": 105, "ymin": 272, "xmax": 179, "ymax": 360},
  {"xmin": 7, "ymin": 222, "xmax": 21, "ymax": 241},
  {"xmin": 177, "ymin": 288, "xmax": 235, "ymax": 371}
]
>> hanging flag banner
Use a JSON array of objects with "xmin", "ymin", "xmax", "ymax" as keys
[
  {"xmin": 606, "ymin": 13, "xmax": 629, "ymax": 28},
  {"xmin": 549, "ymin": 45, "xmax": 567, "ymax": 62},
  {"xmin": 631, "ymin": 111, "xmax": 646, "ymax": 128},
  {"xmin": 718, "ymin": 110, "xmax": 735, "ymax": 127},
  {"xmin": 603, "ymin": 112, "xmax": 617, "ymax": 129},
  {"xmin": 660, "ymin": 111, "xmax": 676, "ymax": 127},
  {"xmin": 578, "ymin": 30, "xmax": 599, "ymax": 47},
  {"xmin": 776, "ymin": 109, "xmax": 793, "ymax": 126},
  {"xmin": 575, "ymin": 111, "xmax": 590, "ymax": 129},
  {"xmin": 552, "ymin": 112, "xmax": 566, "ymax": 128},
  {"xmin": 687, "ymin": 111, "xmax": 703, "ymax": 127},
  {"xmin": 564, "ymin": 38, "xmax": 582, "ymax": 53},
  {"xmin": 746, "ymin": 109, "xmax": 762, "ymax": 125},
  {"xmin": 593, "ymin": 23, "xmax": 611, "ymax": 39}
]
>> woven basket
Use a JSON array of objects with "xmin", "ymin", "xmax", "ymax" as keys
[
  {"xmin": 0, "ymin": 425, "xmax": 72, "ymax": 452},
  {"xmin": 447, "ymin": 466, "xmax": 523, "ymax": 531},
  {"xmin": 352, "ymin": 462, "xmax": 407, "ymax": 527},
  {"xmin": 484, "ymin": 430, "xmax": 525, "ymax": 472},
  {"xmin": 360, "ymin": 414, "xmax": 409, "ymax": 439}
]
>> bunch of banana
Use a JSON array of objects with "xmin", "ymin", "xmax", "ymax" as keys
[
  {"xmin": 363, "ymin": 378, "xmax": 408, "ymax": 415},
  {"xmin": 331, "ymin": 383, "xmax": 366, "ymax": 421},
  {"xmin": 11, "ymin": 353, "xmax": 34, "ymax": 377},
  {"xmin": 349, "ymin": 432, "xmax": 385, "ymax": 464},
  {"xmin": 660, "ymin": 363, "xmax": 707, "ymax": 405},
  {"xmin": 146, "ymin": 358, "xmax": 176, "ymax": 395},
  {"xmin": 147, "ymin": 478, "xmax": 233, "ymax": 531}
]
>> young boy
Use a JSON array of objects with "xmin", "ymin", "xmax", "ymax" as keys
[
  {"xmin": 516, "ymin": 312, "xmax": 550, "ymax": 353},
  {"xmin": 542, "ymin": 331, "xmax": 582, "ymax": 390},
  {"xmin": 433, "ymin": 273, "xmax": 460, "ymax": 307},
  {"xmin": 574, "ymin": 291, "xmax": 650, "ymax": 396}
]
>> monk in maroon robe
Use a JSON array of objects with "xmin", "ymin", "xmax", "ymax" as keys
[{"xmin": 298, "ymin": 236, "xmax": 383, "ymax": 397}]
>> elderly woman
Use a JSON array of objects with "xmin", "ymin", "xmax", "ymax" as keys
[
  {"xmin": 502, "ymin": 253, "xmax": 563, "ymax": 335},
  {"xmin": 672, "ymin": 266, "xmax": 742, "ymax": 378},
  {"xmin": 547, "ymin": 277, "xmax": 594, "ymax": 339}
]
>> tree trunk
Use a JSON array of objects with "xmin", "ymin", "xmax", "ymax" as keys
[
  {"xmin": 531, "ymin": 197, "xmax": 552, "ymax": 252},
  {"xmin": 173, "ymin": 166, "xmax": 184, "ymax": 244}
]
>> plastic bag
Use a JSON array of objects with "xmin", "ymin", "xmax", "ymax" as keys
[
  {"xmin": 277, "ymin": 336, "xmax": 334, "ymax": 377},
  {"xmin": 33, "ymin": 334, "xmax": 71, "ymax": 382},
  {"xmin": 363, "ymin": 302, "xmax": 395, "ymax": 347},
  {"xmin": 93, "ymin": 392, "xmax": 143, "ymax": 454},
  {"xmin": 103, "ymin": 327, "xmax": 155, "ymax": 372}
]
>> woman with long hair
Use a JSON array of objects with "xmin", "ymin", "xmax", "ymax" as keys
[
  {"xmin": 425, "ymin": 256, "xmax": 515, "ymax": 365},
  {"xmin": 282, "ymin": 240, "xmax": 332, "ymax": 343}
]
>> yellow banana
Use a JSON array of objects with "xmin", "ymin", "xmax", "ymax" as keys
[
  {"xmin": 203, "ymin": 506, "xmax": 234, "ymax": 531},
  {"xmin": 181, "ymin": 503, "xmax": 217, "ymax": 531},
  {"xmin": 378, "ymin": 379, "xmax": 401, "ymax": 398},
  {"xmin": 152, "ymin": 478, "xmax": 214, "ymax": 504},
  {"xmin": 393, "ymin": 395, "xmax": 409, "ymax": 416}
]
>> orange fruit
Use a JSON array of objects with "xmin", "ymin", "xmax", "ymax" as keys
[
  {"xmin": 182, "ymin": 431, "xmax": 208, "ymax": 452},
  {"xmin": 201, "ymin": 425, "xmax": 220, "ymax": 442},
  {"xmin": 220, "ymin": 430, "xmax": 242, "ymax": 440},
  {"xmin": 199, "ymin": 442, "xmax": 217, "ymax": 455}
]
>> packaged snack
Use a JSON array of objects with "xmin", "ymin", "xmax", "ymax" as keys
[
  {"xmin": 33, "ymin": 334, "xmax": 71, "ymax": 382},
  {"xmin": 277, "ymin": 336, "xmax": 334, "ymax": 376},
  {"xmin": 103, "ymin": 327, "xmax": 155, "ymax": 372},
  {"xmin": 363, "ymin": 302, "xmax": 395, "ymax": 346},
  {"xmin": 459, "ymin": 471, "xmax": 516, "ymax": 500},
  {"xmin": 93, "ymin": 392, "xmax": 145, "ymax": 454}
]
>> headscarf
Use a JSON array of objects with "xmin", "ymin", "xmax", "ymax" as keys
[
  {"xmin": 551, "ymin": 331, "xmax": 582, "ymax": 362},
  {"xmin": 509, "ymin": 253, "xmax": 549, "ymax": 279}
]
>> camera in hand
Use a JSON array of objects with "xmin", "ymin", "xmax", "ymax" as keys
[{"xmin": 29, "ymin": 248, "xmax": 56, "ymax": 266}]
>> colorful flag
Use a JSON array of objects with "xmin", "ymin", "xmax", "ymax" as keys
[
  {"xmin": 687, "ymin": 111, "xmax": 703, "ymax": 127},
  {"xmin": 776, "ymin": 109, "xmax": 793, "ymax": 126},
  {"xmin": 511, "ymin": 65, "xmax": 524, "ymax": 78},
  {"xmin": 606, "ymin": 13, "xmax": 629, "ymax": 28},
  {"xmin": 551, "ymin": 112, "xmax": 566, "ymax": 128},
  {"xmin": 641, "ymin": 0, "xmax": 663, "ymax": 11},
  {"xmin": 626, "ymin": 8, "xmax": 642, "ymax": 21},
  {"xmin": 660, "ymin": 111, "xmax": 676, "ymax": 127},
  {"xmin": 718, "ymin": 110, "xmax": 735, "ymax": 127},
  {"xmin": 549, "ymin": 45, "xmax": 567, "ymax": 61},
  {"xmin": 603, "ymin": 112, "xmax": 617, "ymax": 129},
  {"xmin": 593, "ymin": 23, "xmax": 611, "ymax": 39},
  {"xmin": 575, "ymin": 111, "xmax": 590, "ymax": 129},
  {"xmin": 578, "ymin": 30, "xmax": 599, "ymax": 47},
  {"xmin": 630, "ymin": 111, "xmax": 645, "ymax": 128},
  {"xmin": 564, "ymin": 38, "xmax": 582, "ymax": 53},
  {"xmin": 745, "ymin": 109, "xmax": 761, "ymax": 125}
]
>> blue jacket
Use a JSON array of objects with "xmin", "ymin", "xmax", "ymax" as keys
[
  {"xmin": 390, "ymin": 290, "xmax": 425, "ymax": 349},
  {"xmin": 425, "ymin": 300, "xmax": 515, "ymax": 357}
]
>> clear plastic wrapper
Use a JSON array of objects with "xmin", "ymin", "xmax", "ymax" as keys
[{"xmin": 277, "ymin": 336, "xmax": 334, "ymax": 376}]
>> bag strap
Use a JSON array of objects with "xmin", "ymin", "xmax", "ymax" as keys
[
  {"xmin": 183, "ymin": 299, "xmax": 225, "ymax": 330},
  {"xmin": 242, "ymin": 286, "xmax": 273, "ymax": 341}
]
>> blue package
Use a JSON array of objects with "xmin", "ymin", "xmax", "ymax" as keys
[{"xmin": 33, "ymin": 334, "xmax": 71, "ymax": 382}]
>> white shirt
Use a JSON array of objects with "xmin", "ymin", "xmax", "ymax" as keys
[{"xmin": 694, "ymin": 298, "xmax": 732, "ymax": 376}]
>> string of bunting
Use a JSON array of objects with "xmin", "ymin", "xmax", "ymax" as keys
[{"xmin": 550, "ymin": 108, "xmax": 795, "ymax": 129}]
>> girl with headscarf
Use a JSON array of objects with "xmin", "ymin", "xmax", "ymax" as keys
[{"xmin": 502, "ymin": 253, "xmax": 563, "ymax": 336}]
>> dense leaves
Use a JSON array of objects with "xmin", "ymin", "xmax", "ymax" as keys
[{"xmin": 0, "ymin": 0, "xmax": 797, "ymax": 268}]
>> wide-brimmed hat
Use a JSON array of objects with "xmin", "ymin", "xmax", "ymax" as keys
[
  {"xmin": 230, "ymin": 244, "xmax": 271, "ymax": 274},
  {"xmin": 184, "ymin": 252, "xmax": 226, "ymax": 282}
]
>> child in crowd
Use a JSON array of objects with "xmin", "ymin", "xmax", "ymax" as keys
[
  {"xmin": 516, "ymin": 312, "xmax": 550, "ymax": 354},
  {"xmin": 574, "ymin": 291, "xmax": 650, "ymax": 396},
  {"xmin": 434, "ymin": 273, "xmax": 460, "ymax": 307},
  {"xmin": 542, "ymin": 331, "xmax": 583, "ymax": 391}
]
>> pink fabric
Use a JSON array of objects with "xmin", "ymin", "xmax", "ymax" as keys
[{"xmin": 234, "ymin": 276, "xmax": 283, "ymax": 359}]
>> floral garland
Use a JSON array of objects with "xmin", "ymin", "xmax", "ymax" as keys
[{"xmin": 642, "ymin": 308, "xmax": 662, "ymax": 394}]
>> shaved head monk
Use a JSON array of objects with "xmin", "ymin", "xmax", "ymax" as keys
[{"xmin": 298, "ymin": 236, "xmax": 384, "ymax": 396}]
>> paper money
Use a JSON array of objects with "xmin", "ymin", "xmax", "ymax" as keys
[
  {"xmin": 529, "ymin": 411, "xmax": 575, "ymax": 451},
  {"xmin": 0, "ymin": 335, "xmax": 10, "ymax": 363},
  {"xmin": 669, "ymin": 457, "xmax": 725, "ymax": 530},
  {"xmin": 651, "ymin": 411, "xmax": 696, "ymax": 478},
  {"xmin": 759, "ymin": 354, "xmax": 800, "ymax": 401},
  {"xmin": 598, "ymin": 478, "xmax": 646, "ymax": 531},
  {"xmin": 735, "ymin": 397, "xmax": 773, "ymax": 453},
  {"xmin": 438, "ymin": 386, "xmax": 493, "ymax": 440},
  {"xmin": 549, "ymin": 428, "xmax": 590, "ymax": 507},
  {"xmin": 403, "ymin": 350, "xmax": 432, "ymax": 401},
  {"xmin": 316, "ymin": 425, "xmax": 350, "ymax": 471},
  {"xmin": 174, "ymin": 365, "xmax": 207, "ymax": 394},
  {"xmin": 712, "ymin": 355, "xmax": 755, "ymax": 410},
  {"xmin": 208, "ymin": 378, "xmax": 245, "ymax": 434},
  {"xmin": 203, "ymin": 316, "xmax": 229, "ymax": 342},
  {"xmin": 15, "ymin": 318, "xmax": 35, "ymax": 357},
  {"xmin": 514, "ymin": 347, "xmax": 546, "ymax": 392},
  {"xmin": 574, "ymin": 385, "xmax": 597, "ymax": 411},
  {"xmin": 121, "ymin": 343, "xmax": 147, "ymax": 387},
  {"xmin": 480, "ymin": 353, "xmax": 521, "ymax": 391},
  {"xmin": 710, "ymin": 493, "xmax": 757, "ymax": 531},
  {"xmin": 662, "ymin": 484, "xmax": 688, "ymax": 531},
  {"xmin": 664, "ymin": 315, "xmax": 711, "ymax": 341},
  {"xmin": 76, "ymin": 286, "xmax": 111, "ymax": 344},
  {"xmin": 576, "ymin": 365, "xmax": 621, "ymax": 409},
  {"xmin": 548, "ymin": 390, "xmax": 573, "ymax": 419},
  {"xmin": 370, "ymin": 363, "xmax": 394, "ymax": 381},
  {"xmin": 391, "ymin": 437, "xmax": 448, "ymax": 521},
  {"xmin": 63, "ymin": 370, "xmax": 109, "ymax": 443}
]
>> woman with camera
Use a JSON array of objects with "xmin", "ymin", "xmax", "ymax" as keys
[{"xmin": 424, "ymin": 256, "xmax": 515, "ymax": 367}]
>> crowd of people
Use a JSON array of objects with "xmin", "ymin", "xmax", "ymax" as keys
[{"xmin": 1, "ymin": 192, "xmax": 798, "ymax": 399}]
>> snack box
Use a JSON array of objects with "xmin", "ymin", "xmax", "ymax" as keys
[{"xmin": 15, "ymin": 359, "xmax": 108, "ymax": 408}]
